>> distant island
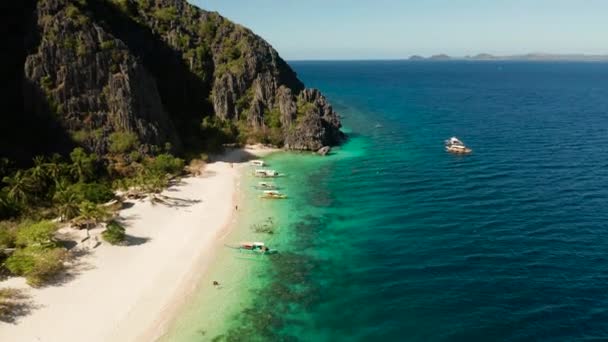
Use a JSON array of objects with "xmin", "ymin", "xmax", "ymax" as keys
[
  {"xmin": 408, "ymin": 53, "xmax": 608, "ymax": 62},
  {"xmin": 428, "ymin": 54, "xmax": 451, "ymax": 61}
]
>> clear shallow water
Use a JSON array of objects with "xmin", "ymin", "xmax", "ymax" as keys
[{"xmin": 169, "ymin": 61, "xmax": 608, "ymax": 341}]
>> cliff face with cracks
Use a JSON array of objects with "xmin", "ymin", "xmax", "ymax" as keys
[{"xmin": 11, "ymin": 0, "xmax": 344, "ymax": 158}]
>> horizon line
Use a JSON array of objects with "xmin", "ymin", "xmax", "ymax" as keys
[
  {"xmin": 285, "ymin": 52, "xmax": 608, "ymax": 62},
  {"xmin": 288, "ymin": 58, "xmax": 608, "ymax": 62}
]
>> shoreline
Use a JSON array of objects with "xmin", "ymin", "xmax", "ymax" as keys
[
  {"xmin": 139, "ymin": 155, "xmax": 244, "ymax": 342},
  {"xmin": 135, "ymin": 175, "xmax": 240, "ymax": 342},
  {"xmin": 0, "ymin": 145, "xmax": 278, "ymax": 342}
]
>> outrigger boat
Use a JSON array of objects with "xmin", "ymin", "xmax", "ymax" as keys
[
  {"xmin": 254, "ymin": 169, "xmax": 280, "ymax": 177},
  {"xmin": 445, "ymin": 137, "xmax": 472, "ymax": 154},
  {"xmin": 250, "ymin": 160, "xmax": 265, "ymax": 166},
  {"xmin": 260, "ymin": 190, "xmax": 287, "ymax": 199},
  {"xmin": 256, "ymin": 181, "xmax": 277, "ymax": 190},
  {"xmin": 225, "ymin": 241, "xmax": 278, "ymax": 255}
]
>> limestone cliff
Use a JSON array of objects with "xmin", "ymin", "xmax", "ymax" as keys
[{"xmin": 11, "ymin": 0, "xmax": 343, "ymax": 157}]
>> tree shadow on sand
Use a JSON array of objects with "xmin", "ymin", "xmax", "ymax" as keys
[
  {"xmin": 124, "ymin": 235, "xmax": 150, "ymax": 246},
  {"xmin": 150, "ymin": 195, "xmax": 202, "ymax": 208},
  {"xmin": 120, "ymin": 201, "xmax": 135, "ymax": 210},
  {"xmin": 41, "ymin": 248, "xmax": 96, "ymax": 287},
  {"xmin": 197, "ymin": 170, "xmax": 217, "ymax": 178},
  {"xmin": 210, "ymin": 147, "xmax": 268, "ymax": 164},
  {"xmin": 0, "ymin": 289, "xmax": 39, "ymax": 324}
]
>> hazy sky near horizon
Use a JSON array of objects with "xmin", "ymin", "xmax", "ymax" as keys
[{"xmin": 189, "ymin": 0, "xmax": 608, "ymax": 60}]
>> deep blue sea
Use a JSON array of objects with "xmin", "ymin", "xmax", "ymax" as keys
[{"xmin": 210, "ymin": 61, "xmax": 608, "ymax": 341}]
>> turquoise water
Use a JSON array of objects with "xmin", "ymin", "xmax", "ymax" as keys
[{"xmin": 171, "ymin": 61, "xmax": 608, "ymax": 341}]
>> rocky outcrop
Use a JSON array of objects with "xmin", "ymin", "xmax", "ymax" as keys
[
  {"xmin": 23, "ymin": 0, "xmax": 181, "ymax": 154},
  {"xmin": 16, "ymin": 0, "xmax": 343, "ymax": 156},
  {"xmin": 284, "ymin": 89, "xmax": 344, "ymax": 150}
]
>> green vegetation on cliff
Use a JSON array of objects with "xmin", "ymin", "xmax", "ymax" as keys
[{"xmin": 5, "ymin": 0, "xmax": 342, "ymax": 165}]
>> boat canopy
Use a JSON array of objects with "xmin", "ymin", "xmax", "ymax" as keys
[
  {"xmin": 449, "ymin": 137, "xmax": 463, "ymax": 144},
  {"xmin": 241, "ymin": 241, "xmax": 265, "ymax": 247}
]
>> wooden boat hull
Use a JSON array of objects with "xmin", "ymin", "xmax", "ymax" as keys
[
  {"xmin": 446, "ymin": 148, "xmax": 472, "ymax": 154},
  {"xmin": 260, "ymin": 195, "xmax": 287, "ymax": 199},
  {"xmin": 237, "ymin": 248, "xmax": 278, "ymax": 255},
  {"xmin": 225, "ymin": 243, "xmax": 278, "ymax": 256}
]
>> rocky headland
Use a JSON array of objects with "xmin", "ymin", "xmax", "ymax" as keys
[{"xmin": 1, "ymin": 0, "xmax": 344, "ymax": 162}]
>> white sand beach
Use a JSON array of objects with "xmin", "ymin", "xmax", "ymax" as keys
[{"xmin": 0, "ymin": 146, "xmax": 276, "ymax": 342}]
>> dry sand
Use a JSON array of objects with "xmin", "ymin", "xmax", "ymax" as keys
[{"xmin": 0, "ymin": 146, "xmax": 277, "ymax": 342}]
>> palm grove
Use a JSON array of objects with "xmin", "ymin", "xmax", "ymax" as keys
[{"xmin": 0, "ymin": 131, "xmax": 185, "ymax": 292}]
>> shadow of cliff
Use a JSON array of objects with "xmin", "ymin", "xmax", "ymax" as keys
[
  {"xmin": 0, "ymin": 0, "xmax": 75, "ymax": 164},
  {"xmin": 78, "ymin": 0, "xmax": 215, "ymax": 153},
  {"xmin": 209, "ymin": 147, "xmax": 261, "ymax": 163}
]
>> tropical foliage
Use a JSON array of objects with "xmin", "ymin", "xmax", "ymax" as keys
[
  {"xmin": 76, "ymin": 201, "xmax": 111, "ymax": 231},
  {"xmin": 5, "ymin": 246, "xmax": 68, "ymax": 287},
  {"xmin": 102, "ymin": 220, "xmax": 126, "ymax": 245},
  {"xmin": 69, "ymin": 148, "xmax": 98, "ymax": 183},
  {"xmin": 0, "ymin": 222, "xmax": 16, "ymax": 250},
  {"xmin": 14, "ymin": 220, "xmax": 58, "ymax": 248},
  {"xmin": 0, "ymin": 144, "xmax": 185, "ymax": 289},
  {"xmin": 108, "ymin": 131, "xmax": 140, "ymax": 154}
]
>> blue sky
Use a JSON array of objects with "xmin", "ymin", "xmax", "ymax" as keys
[{"xmin": 189, "ymin": 0, "xmax": 608, "ymax": 60}]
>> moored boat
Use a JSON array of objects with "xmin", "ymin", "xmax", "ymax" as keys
[
  {"xmin": 256, "ymin": 181, "xmax": 277, "ymax": 190},
  {"xmin": 254, "ymin": 169, "xmax": 280, "ymax": 177},
  {"xmin": 250, "ymin": 159, "xmax": 265, "ymax": 166},
  {"xmin": 225, "ymin": 241, "xmax": 278, "ymax": 255},
  {"xmin": 260, "ymin": 190, "xmax": 287, "ymax": 199},
  {"xmin": 445, "ymin": 137, "xmax": 472, "ymax": 154}
]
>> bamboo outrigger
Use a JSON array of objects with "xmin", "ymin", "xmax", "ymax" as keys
[
  {"xmin": 260, "ymin": 190, "xmax": 287, "ymax": 199},
  {"xmin": 225, "ymin": 241, "xmax": 278, "ymax": 255}
]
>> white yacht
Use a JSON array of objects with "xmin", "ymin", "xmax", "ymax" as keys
[
  {"xmin": 445, "ymin": 137, "xmax": 472, "ymax": 154},
  {"xmin": 250, "ymin": 160, "xmax": 265, "ymax": 166}
]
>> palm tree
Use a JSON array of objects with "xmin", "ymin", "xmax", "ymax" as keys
[
  {"xmin": 77, "ymin": 201, "xmax": 110, "ymax": 237},
  {"xmin": 46, "ymin": 164, "xmax": 65, "ymax": 188},
  {"xmin": 2, "ymin": 171, "xmax": 33, "ymax": 205},
  {"xmin": 136, "ymin": 170, "xmax": 168, "ymax": 204},
  {"xmin": 54, "ymin": 189, "xmax": 80, "ymax": 221},
  {"xmin": 44, "ymin": 154, "xmax": 67, "ymax": 188},
  {"xmin": 29, "ymin": 156, "xmax": 49, "ymax": 197},
  {"xmin": 70, "ymin": 148, "xmax": 97, "ymax": 183},
  {"xmin": 31, "ymin": 156, "xmax": 46, "ymax": 178}
]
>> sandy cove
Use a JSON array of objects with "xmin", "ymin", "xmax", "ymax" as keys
[{"xmin": 0, "ymin": 146, "xmax": 277, "ymax": 342}]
